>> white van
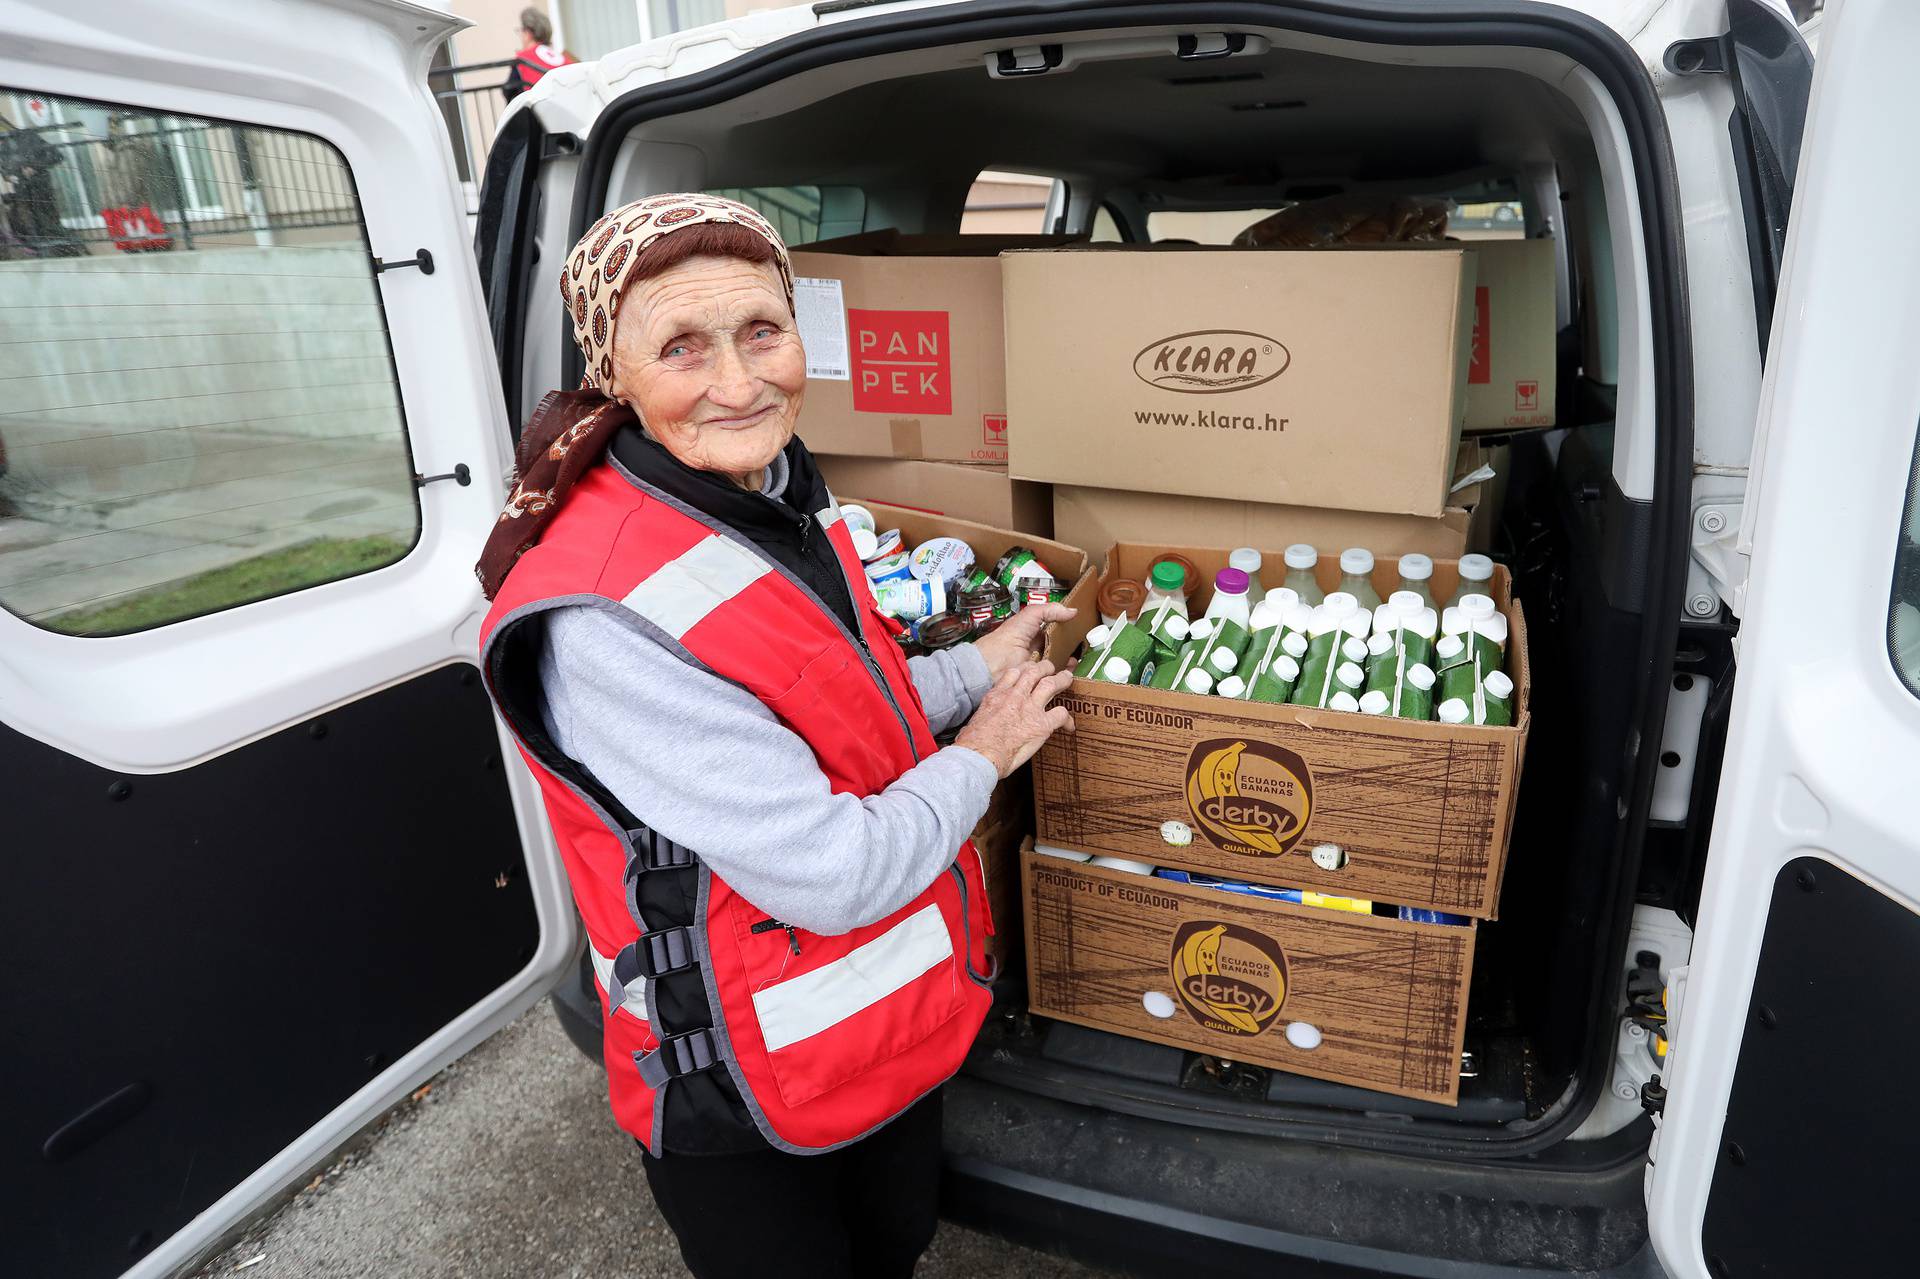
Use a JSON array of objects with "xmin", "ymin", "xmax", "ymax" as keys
[{"xmin": 5, "ymin": 0, "xmax": 1911, "ymax": 1275}]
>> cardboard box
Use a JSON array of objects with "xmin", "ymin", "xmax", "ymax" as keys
[
  {"xmin": 971, "ymin": 767, "xmax": 1034, "ymax": 971},
  {"xmin": 840, "ymin": 500, "xmax": 1091, "ymax": 667},
  {"xmin": 790, "ymin": 232, "xmax": 1073, "ymax": 463},
  {"xmin": 1022, "ymin": 843, "xmax": 1475, "ymax": 1104},
  {"xmin": 1033, "ymin": 543, "xmax": 1530, "ymax": 919},
  {"xmin": 1051, "ymin": 489, "xmax": 1470, "ymax": 575},
  {"xmin": 1003, "ymin": 246, "xmax": 1475, "ymax": 517},
  {"xmin": 817, "ymin": 454, "xmax": 1052, "ymax": 538},
  {"xmin": 1460, "ymin": 239, "xmax": 1557, "ymax": 433}
]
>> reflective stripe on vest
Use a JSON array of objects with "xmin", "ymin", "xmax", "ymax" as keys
[
  {"xmin": 588, "ymin": 939, "xmax": 648, "ymax": 1022},
  {"xmin": 621, "ymin": 532, "xmax": 770, "ymax": 639},
  {"xmin": 750, "ymin": 902, "xmax": 952, "ymax": 1052}
]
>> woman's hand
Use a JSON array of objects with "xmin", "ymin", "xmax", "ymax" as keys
[
  {"xmin": 954, "ymin": 659, "xmax": 1076, "ymax": 778},
  {"xmin": 971, "ymin": 601, "xmax": 1076, "ymax": 681}
]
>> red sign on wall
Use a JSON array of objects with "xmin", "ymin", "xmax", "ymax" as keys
[
  {"xmin": 850, "ymin": 309, "xmax": 951, "ymax": 415},
  {"xmin": 1467, "ymin": 285, "xmax": 1491, "ymax": 385}
]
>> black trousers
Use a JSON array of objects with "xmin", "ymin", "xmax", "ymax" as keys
[{"xmin": 641, "ymin": 1092, "xmax": 943, "ymax": 1279}]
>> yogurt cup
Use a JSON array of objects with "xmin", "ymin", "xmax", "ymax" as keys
[
  {"xmin": 864, "ymin": 551, "xmax": 914, "ymax": 587},
  {"xmin": 874, "ymin": 575, "xmax": 946, "ymax": 623},
  {"xmin": 908, "ymin": 537, "xmax": 976, "ymax": 589}
]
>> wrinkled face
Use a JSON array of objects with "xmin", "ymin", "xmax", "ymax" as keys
[{"xmin": 609, "ymin": 255, "xmax": 805, "ymax": 486}]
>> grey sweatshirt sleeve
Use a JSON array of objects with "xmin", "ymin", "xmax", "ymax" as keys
[
  {"xmin": 905, "ymin": 643, "xmax": 992, "ymax": 737},
  {"xmin": 535, "ymin": 604, "xmax": 1000, "ymax": 936}
]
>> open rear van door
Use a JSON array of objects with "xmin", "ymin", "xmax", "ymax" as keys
[
  {"xmin": 0, "ymin": 3, "xmax": 577, "ymax": 1276},
  {"xmin": 1647, "ymin": 0, "xmax": 1920, "ymax": 1274}
]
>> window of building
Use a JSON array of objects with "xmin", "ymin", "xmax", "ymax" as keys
[
  {"xmin": 0, "ymin": 90, "xmax": 420, "ymax": 637},
  {"xmin": 707, "ymin": 186, "xmax": 867, "ymax": 246}
]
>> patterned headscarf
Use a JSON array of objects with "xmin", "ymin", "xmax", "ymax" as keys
[
  {"xmin": 564, "ymin": 192, "xmax": 794, "ymax": 394},
  {"xmin": 475, "ymin": 193, "xmax": 795, "ymax": 599}
]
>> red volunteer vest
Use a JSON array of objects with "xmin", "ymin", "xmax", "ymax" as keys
[
  {"xmin": 479, "ymin": 463, "xmax": 993, "ymax": 1154},
  {"xmin": 514, "ymin": 42, "xmax": 573, "ymax": 88}
]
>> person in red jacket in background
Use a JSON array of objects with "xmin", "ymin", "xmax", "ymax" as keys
[{"xmin": 503, "ymin": 7, "xmax": 574, "ymax": 101}]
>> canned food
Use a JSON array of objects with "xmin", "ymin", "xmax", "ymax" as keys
[
  {"xmin": 908, "ymin": 537, "xmax": 976, "ymax": 589},
  {"xmin": 953, "ymin": 579, "xmax": 1015, "ymax": 631},
  {"xmin": 914, "ymin": 611, "xmax": 975, "ymax": 652},
  {"xmin": 992, "ymin": 546, "xmax": 1054, "ymax": 587}
]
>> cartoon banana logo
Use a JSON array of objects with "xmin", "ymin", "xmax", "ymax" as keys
[
  {"xmin": 1184, "ymin": 738, "xmax": 1313, "ymax": 858},
  {"xmin": 1169, "ymin": 920, "xmax": 1288, "ymax": 1037}
]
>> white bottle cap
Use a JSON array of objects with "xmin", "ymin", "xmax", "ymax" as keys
[
  {"xmin": 1083, "ymin": 623, "xmax": 1112, "ymax": 650},
  {"xmin": 1436, "ymin": 698, "xmax": 1471, "ymax": 724},
  {"xmin": 1268, "ymin": 587, "xmax": 1301, "ymax": 613},
  {"xmin": 1217, "ymin": 675, "xmax": 1248, "ymax": 699},
  {"xmin": 1103, "ymin": 656, "xmax": 1133, "ymax": 684},
  {"xmin": 1274, "ymin": 654, "xmax": 1301, "ymax": 682},
  {"xmin": 1341, "ymin": 635, "xmax": 1371, "ymax": 664},
  {"xmin": 1339, "ymin": 547, "xmax": 1374, "ymax": 576},
  {"xmin": 1162, "ymin": 613, "xmax": 1191, "ymax": 642},
  {"xmin": 1323, "ymin": 591, "xmax": 1358, "ymax": 616},
  {"xmin": 1229, "ymin": 547, "xmax": 1264, "ymax": 575},
  {"xmin": 1359, "ymin": 689, "xmax": 1391, "ymax": 715},
  {"xmin": 1435, "ymin": 634, "xmax": 1465, "ymax": 661},
  {"xmin": 1398, "ymin": 552, "xmax": 1433, "ymax": 582},
  {"xmin": 1485, "ymin": 669, "xmax": 1515, "ymax": 699},
  {"xmin": 1389, "ymin": 589, "xmax": 1426, "ymax": 615},
  {"xmin": 1458, "ymin": 553, "xmax": 1494, "ymax": 583},
  {"xmin": 1461, "ymin": 593, "xmax": 1498, "ymax": 619},
  {"xmin": 1187, "ymin": 617, "xmax": 1215, "ymax": 641},
  {"xmin": 1335, "ymin": 661, "xmax": 1365, "ymax": 689},
  {"xmin": 1328, "ymin": 690, "xmax": 1360, "ymax": 713},
  {"xmin": 1367, "ymin": 632, "xmax": 1395, "ymax": 658},
  {"xmin": 1183, "ymin": 668, "xmax": 1215, "ymax": 696},
  {"xmin": 1209, "ymin": 647, "xmax": 1239, "ymax": 675},
  {"xmin": 1407, "ymin": 663, "xmax": 1437, "ymax": 691},
  {"xmin": 1284, "ymin": 543, "xmax": 1318, "ymax": 570},
  {"xmin": 1282, "ymin": 631, "xmax": 1309, "ymax": 659}
]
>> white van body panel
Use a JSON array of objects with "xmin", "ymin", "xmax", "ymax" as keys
[
  {"xmin": 0, "ymin": 2, "xmax": 580, "ymax": 1275},
  {"xmin": 1647, "ymin": 0, "xmax": 1920, "ymax": 1273}
]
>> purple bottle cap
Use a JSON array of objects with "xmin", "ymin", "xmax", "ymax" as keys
[{"xmin": 1215, "ymin": 567, "xmax": 1250, "ymax": 594}]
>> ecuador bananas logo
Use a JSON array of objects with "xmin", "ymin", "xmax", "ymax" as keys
[
  {"xmin": 1184, "ymin": 738, "xmax": 1313, "ymax": 858},
  {"xmin": 1169, "ymin": 920, "xmax": 1289, "ymax": 1036}
]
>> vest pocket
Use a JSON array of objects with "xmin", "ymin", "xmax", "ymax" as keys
[{"xmin": 727, "ymin": 891, "xmax": 967, "ymax": 1110}]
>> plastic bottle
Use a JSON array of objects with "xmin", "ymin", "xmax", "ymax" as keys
[
  {"xmin": 1228, "ymin": 547, "xmax": 1266, "ymax": 608},
  {"xmin": 1395, "ymin": 553, "xmax": 1437, "ymax": 611},
  {"xmin": 1144, "ymin": 560, "xmax": 1189, "ymax": 618},
  {"xmin": 1448, "ymin": 553, "xmax": 1495, "ymax": 609},
  {"xmin": 1203, "ymin": 567, "xmax": 1253, "ymax": 630},
  {"xmin": 1338, "ymin": 547, "xmax": 1382, "ymax": 612},
  {"xmin": 1282, "ymin": 543, "xmax": 1323, "ymax": 606}
]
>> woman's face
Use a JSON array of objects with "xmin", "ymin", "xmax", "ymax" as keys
[{"xmin": 610, "ymin": 255, "xmax": 806, "ymax": 486}]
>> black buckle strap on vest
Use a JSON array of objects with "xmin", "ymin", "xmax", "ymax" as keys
[
  {"xmin": 634, "ymin": 1028, "xmax": 721, "ymax": 1088},
  {"xmin": 624, "ymin": 826, "xmax": 695, "ymax": 878},
  {"xmin": 605, "ymin": 926, "xmax": 698, "ymax": 1015}
]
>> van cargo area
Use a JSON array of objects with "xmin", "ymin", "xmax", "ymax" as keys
[{"xmin": 511, "ymin": 6, "xmax": 1709, "ymax": 1272}]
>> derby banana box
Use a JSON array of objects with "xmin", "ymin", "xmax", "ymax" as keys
[
  {"xmin": 1034, "ymin": 544, "xmax": 1529, "ymax": 920},
  {"xmin": 1020, "ymin": 841, "xmax": 1476, "ymax": 1104}
]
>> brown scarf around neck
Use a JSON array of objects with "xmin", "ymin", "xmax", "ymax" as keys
[{"xmin": 473, "ymin": 389, "xmax": 635, "ymax": 600}]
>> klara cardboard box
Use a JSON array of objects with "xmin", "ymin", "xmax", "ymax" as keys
[
  {"xmin": 1460, "ymin": 238, "xmax": 1557, "ymax": 433},
  {"xmin": 790, "ymin": 232, "xmax": 1074, "ymax": 464},
  {"xmin": 840, "ymin": 499, "xmax": 1091, "ymax": 667},
  {"xmin": 1034, "ymin": 543, "xmax": 1530, "ymax": 919},
  {"xmin": 817, "ymin": 454, "xmax": 1052, "ymax": 538},
  {"xmin": 1022, "ymin": 843, "xmax": 1476, "ymax": 1104},
  {"xmin": 1004, "ymin": 246, "xmax": 1476, "ymax": 517}
]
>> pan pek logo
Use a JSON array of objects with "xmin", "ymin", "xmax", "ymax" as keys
[
  {"xmin": 1170, "ymin": 921, "xmax": 1289, "ymax": 1036},
  {"xmin": 1185, "ymin": 739, "xmax": 1313, "ymax": 858},
  {"xmin": 1133, "ymin": 329, "xmax": 1290, "ymax": 394}
]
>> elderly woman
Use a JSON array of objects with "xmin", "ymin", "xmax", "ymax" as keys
[{"xmin": 476, "ymin": 195, "xmax": 1073, "ymax": 1278}]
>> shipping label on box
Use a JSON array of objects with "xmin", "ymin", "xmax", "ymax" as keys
[
  {"xmin": 1004, "ymin": 247, "xmax": 1474, "ymax": 517},
  {"xmin": 1022, "ymin": 847, "xmax": 1476, "ymax": 1104},
  {"xmin": 1034, "ymin": 543, "xmax": 1530, "ymax": 919}
]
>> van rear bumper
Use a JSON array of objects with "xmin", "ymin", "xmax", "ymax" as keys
[{"xmin": 939, "ymin": 1075, "xmax": 1661, "ymax": 1277}]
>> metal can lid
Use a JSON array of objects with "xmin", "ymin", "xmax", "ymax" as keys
[{"xmin": 915, "ymin": 612, "xmax": 975, "ymax": 651}]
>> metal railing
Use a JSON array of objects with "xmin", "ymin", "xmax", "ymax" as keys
[
  {"xmin": 0, "ymin": 119, "xmax": 363, "ymax": 260},
  {"xmin": 428, "ymin": 59, "xmax": 517, "ymax": 190}
]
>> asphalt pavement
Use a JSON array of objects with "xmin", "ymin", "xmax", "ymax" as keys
[{"xmin": 189, "ymin": 1003, "xmax": 1118, "ymax": 1279}]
